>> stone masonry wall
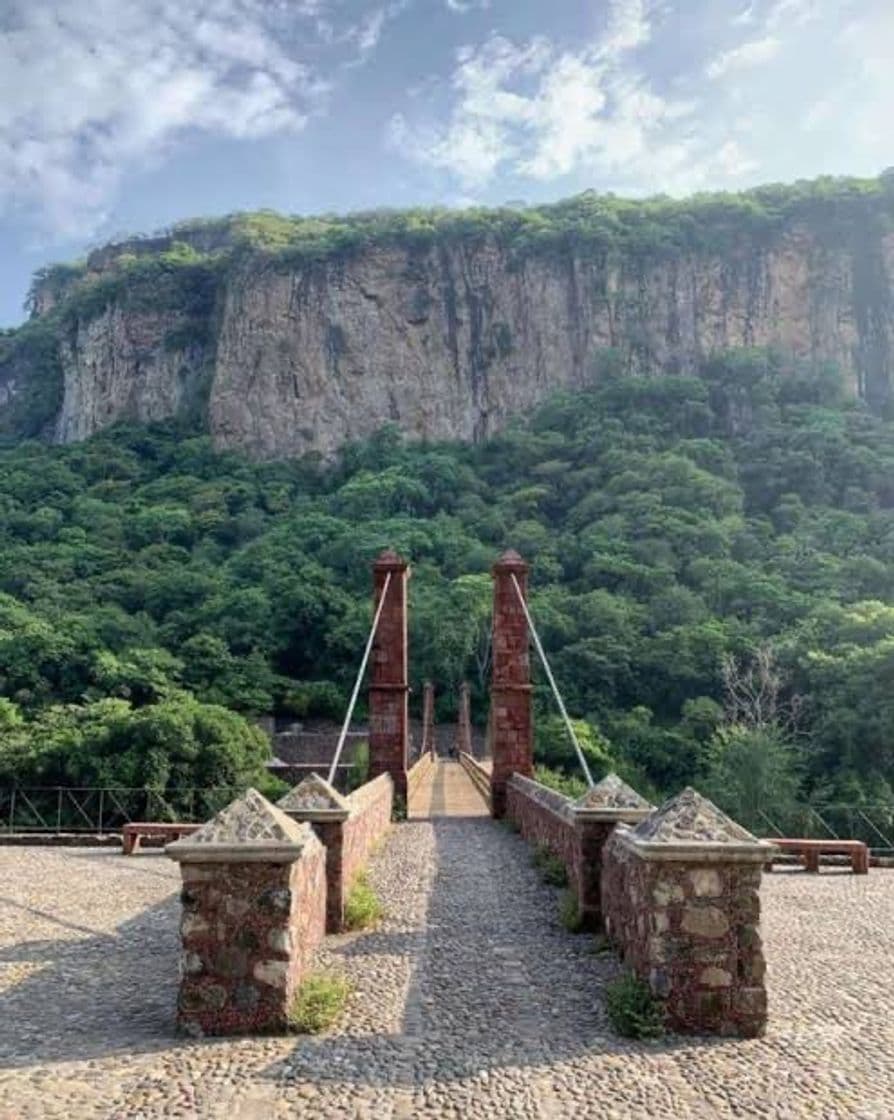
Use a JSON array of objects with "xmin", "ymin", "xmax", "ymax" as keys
[
  {"xmin": 342, "ymin": 772, "xmax": 393, "ymax": 898},
  {"xmin": 177, "ymin": 847, "xmax": 327, "ymax": 1036},
  {"xmin": 601, "ymin": 829, "xmax": 767, "ymax": 1037},
  {"xmin": 506, "ymin": 774, "xmax": 577, "ymax": 876}
]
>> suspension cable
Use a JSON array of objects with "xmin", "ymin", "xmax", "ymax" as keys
[
  {"xmin": 510, "ymin": 574, "xmax": 594, "ymax": 788},
  {"xmin": 327, "ymin": 571, "xmax": 392, "ymax": 785}
]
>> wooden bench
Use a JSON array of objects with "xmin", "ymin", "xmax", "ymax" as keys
[
  {"xmin": 122, "ymin": 822, "xmax": 200, "ymax": 855},
  {"xmin": 765, "ymin": 837, "xmax": 869, "ymax": 874}
]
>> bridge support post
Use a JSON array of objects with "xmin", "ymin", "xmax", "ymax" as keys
[
  {"xmin": 489, "ymin": 550, "xmax": 533, "ymax": 818},
  {"xmin": 368, "ymin": 549, "xmax": 410, "ymax": 802},
  {"xmin": 422, "ymin": 681, "xmax": 435, "ymax": 757},
  {"xmin": 457, "ymin": 681, "xmax": 472, "ymax": 757}
]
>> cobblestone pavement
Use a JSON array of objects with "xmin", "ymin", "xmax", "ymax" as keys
[{"xmin": 0, "ymin": 826, "xmax": 892, "ymax": 1119}]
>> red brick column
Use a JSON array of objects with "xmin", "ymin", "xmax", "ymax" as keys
[
  {"xmin": 457, "ymin": 681, "xmax": 472, "ymax": 756},
  {"xmin": 489, "ymin": 550, "xmax": 533, "ymax": 818},
  {"xmin": 368, "ymin": 549, "xmax": 409, "ymax": 801},
  {"xmin": 422, "ymin": 681, "xmax": 435, "ymax": 757}
]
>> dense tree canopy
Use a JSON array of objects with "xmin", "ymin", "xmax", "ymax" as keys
[{"xmin": 1, "ymin": 348, "xmax": 894, "ymax": 819}]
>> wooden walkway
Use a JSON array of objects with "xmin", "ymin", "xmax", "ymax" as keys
[{"xmin": 409, "ymin": 759, "xmax": 490, "ymax": 819}]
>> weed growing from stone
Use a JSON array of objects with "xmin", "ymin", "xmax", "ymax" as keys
[
  {"xmin": 559, "ymin": 890, "xmax": 584, "ymax": 932},
  {"xmin": 392, "ymin": 795, "xmax": 407, "ymax": 822},
  {"xmin": 289, "ymin": 973, "xmax": 352, "ymax": 1034},
  {"xmin": 592, "ymin": 933, "xmax": 615, "ymax": 955},
  {"xmin": 605, "ymin": 973, "xmax": 665, "ymax": 1040},
  {"xmin": 532, "ymin": 843, "xmax": 568, "ymax": 887},
  {"xmin": 344, "ymin": 870, "xmax": 384, "ymax": 930}
]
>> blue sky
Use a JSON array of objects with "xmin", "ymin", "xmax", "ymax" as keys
[{"xmin": 1, "ymin": 0, "xmax": 891, "ymax": 326}]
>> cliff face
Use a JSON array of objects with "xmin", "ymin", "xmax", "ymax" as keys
[
  {"xmin": 4, "ymin": 194, "xmax": 894, "ymax": 459},
  {"xmin": 209, "ymin": 229, "xmax": 894, "ymax": 459}
]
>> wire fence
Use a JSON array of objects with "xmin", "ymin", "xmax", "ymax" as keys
[
  {"xmin": 1, "ymin": 786, "xmax": 892, "ymax": 854},
  {"xmin": 0, "ymin": 787, "xmax": 247, "ymax": 834}
]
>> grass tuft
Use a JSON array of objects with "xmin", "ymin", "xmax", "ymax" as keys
[
  {"xmin": 559, "ymin": 889, "xmax": 584, "ymax": 932},
  {"xmin": 531, "ymin": 843, "xmax": 568, "ymax": 887},
  {"xmin": 605, "ymin": 972, "xmax": 665, "ymax": 1040},
  {"xmin": 289, "ymin": 972, "xmax": 352, "ymax": 1033},
  {"xmin": 344, "ymin": 870, "xmax": 384, "ymax": 930}
]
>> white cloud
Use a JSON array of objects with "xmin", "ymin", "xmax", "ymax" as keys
[
  {"xmin": 446, "ymin": 0, "xmax": 490, "ymax": 12},
  {"xmin": 387, "ymin": 3, "xmax": 711, "ymax": 194},
  {"xmin": 705, "ymin": 35, "xmax": 781, "ymax": 79},
  {"xmin": 0, "ymin": 0, "xmax": 386, "ymax": 237}
]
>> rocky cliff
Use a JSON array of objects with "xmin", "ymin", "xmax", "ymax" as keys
[{"xmin": 3, "ymin": 178, "xmax": 893, "ymax": 458}]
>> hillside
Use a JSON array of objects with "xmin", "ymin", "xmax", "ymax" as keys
[
  {"xmin": 2, "ymin": 175, "xmax": 894, "ymax": 458},
  {"xmin": 1, "ymin": 353, "xmax": 893, "ymax": 824}
]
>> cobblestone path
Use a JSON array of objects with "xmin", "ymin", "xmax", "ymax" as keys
[
  {"xmin": 410, "ymin": 759, "xmax": 490, "ymax": 819},
  {"xmin": 1, "ymin": 825, "xmax": 893, "ymax": 1118}
]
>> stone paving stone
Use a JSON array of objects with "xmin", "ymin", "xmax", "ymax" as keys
[{"xmin": 0, "ymin": 824, "xmax": 892, "ymax": 1118}]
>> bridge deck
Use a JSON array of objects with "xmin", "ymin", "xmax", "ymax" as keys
[{"xmin": 409, "ymin": 758, "xmax": 490, "ymax": 819}]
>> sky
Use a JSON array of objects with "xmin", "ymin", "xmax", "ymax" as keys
[{"xmin": 0, "ymin": 0, "xmax": 892, "ymax": 326}]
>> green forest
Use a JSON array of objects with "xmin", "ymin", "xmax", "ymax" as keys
[{"xmin": 1, "ymin": 348, "xmax": 894, "ymax": 830}]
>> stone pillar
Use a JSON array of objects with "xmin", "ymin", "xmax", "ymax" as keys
[
  {"xmin": 368, "ymin": 549, "xmax": 409, "ymax": 801},
  {"xmin": 422, "ymin": 681, "xmax": 435, "ymax": 757},
  {"xmin": 489, "ymin": 549, "xmax": 533, "ymax": 818},
  {"xmin": 601, "ymin": 787, "xmax": 774, "ymax": 1038},
  {"xmin": 457, "ymin": 681, "xmax": 472, "ymax": 757},
  {"xmin": 572, "ymin": 773, "xmax": 654, "ymax": 931},
  {"xmin": 278, "ymin": 774, "xmax": 351, "ymax": 933},
  {"xmin": 167, "ymin": 788, "xmax": 326, "ymax": 1037}
]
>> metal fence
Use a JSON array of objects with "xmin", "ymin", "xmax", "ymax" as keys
[
  {"xmin": 1, "ymin": 787, "xmax": 893, "ymax": 853},
  {"xmin": 0, "ymin": 787, "xmax": 247, "ymax": 834},
  {"xmin": 754, "ymin": 803, "xmax": 894, "ymax": 855}
]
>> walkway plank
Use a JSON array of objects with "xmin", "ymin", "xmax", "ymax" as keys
[{"xmin": 409, "ymin": 760, "xmax": 490, "ymax": 819}]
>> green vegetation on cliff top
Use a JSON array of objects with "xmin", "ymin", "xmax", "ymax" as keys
[
  {"xmin": 1, "ymin": 349, "xmax": 894, "ymax": 826},
  {"xmin": 20, "ymin": 172, "xmax": 894, "ymax": 323}
]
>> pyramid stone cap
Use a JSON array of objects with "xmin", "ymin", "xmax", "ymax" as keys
[
  {"xmin": 167, "ymin": 788, "xmax": 318, "ymax": 863},
  {"xmin": 492, "ymin": 549, "xmax": 528, "ymax": 573},
  {"xmin": 573, "ymin": 773, "xmax": 655, "ymax": 821},
  {"xmin": 619, "ymin": 787, "xmax": 775, "ymax": 864},
  {"xmin": 374, "ymin": 548, "xmax": 408, "ymax": 572},
  {"xmin": 278, "ymin": 773, "xmax": 350, "ymax": 821}
]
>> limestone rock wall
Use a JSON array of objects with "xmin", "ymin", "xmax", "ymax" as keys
[
  {"xmin": 54, "ymin": 306, "xmax": 207, "ymax": 443},
  {"xmin": 5, "ymin": 218, "xmax": 894, "ymax": 459}
]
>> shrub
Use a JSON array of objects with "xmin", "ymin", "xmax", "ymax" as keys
[
  {"xmin": 605, "ymin": 973, "xmax": 665, "ymax": 1040},
  {"xmin": 391, "ymin": 794, "xmax": 407, "ymax": 822},
  {"xmin": 347, "ymin": 741, "xmax": 370, "ymax": 792},
  {"xmin": 559, "ymin": 890, "xmax": 584, "ymax": 932},
  {"xmin": 289, "ymin": 973, "xmax": 352, "ymax": 1033},
  {"xmin": 532, "ymin": 843, "xmax": 568, "ymax": 887},
  {"xmin": 344, "ymin": 870, "xmax": 384, "ymax": 930}
]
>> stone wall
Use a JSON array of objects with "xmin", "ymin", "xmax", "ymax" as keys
[
  {"xmin": 343, "ymin": 772, "xmax": 394, "ymax": 894},
  {"xmin": 168, "ymin": 789, "xmax": 327, "ymax": 1036},
  {"xmin": 506, "ymin": 773, "xmax": 652, "ymax": 930},
  {"xmin": 600, "ymin": 789, "xmax": 770, "ymax": 1038},
  {"xmin": 279, "ymin": 771, "xmax": 393, "ymax": 932},
  {"xmin": 506, "ymin": 774, "xmax": 577, "ymax": 873}
]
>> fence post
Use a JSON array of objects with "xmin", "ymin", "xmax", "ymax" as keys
[
  {"xmin": 56, "ymin": 788, "xmax": 63, "ymax": 834},
  {"xmin": 99, "ymin": 789, "xmax": 105, "ymax": 836}
]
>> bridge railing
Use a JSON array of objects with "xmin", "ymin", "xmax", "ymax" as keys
[{"xmin": 458, "ymin": 752, "xmax": 492, "ymax": 809}]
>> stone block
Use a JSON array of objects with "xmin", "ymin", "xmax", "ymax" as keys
[
  {"xmin": 681, "ymin": 905, "xmax": 729, "ymax": 939},
  {"xmin": 689, "ymin": 869, "xmax": 722, "ymax": 897},
  {"xmin": 700, "ymin": 966, "xmax": 732, "ymax": 988}
]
